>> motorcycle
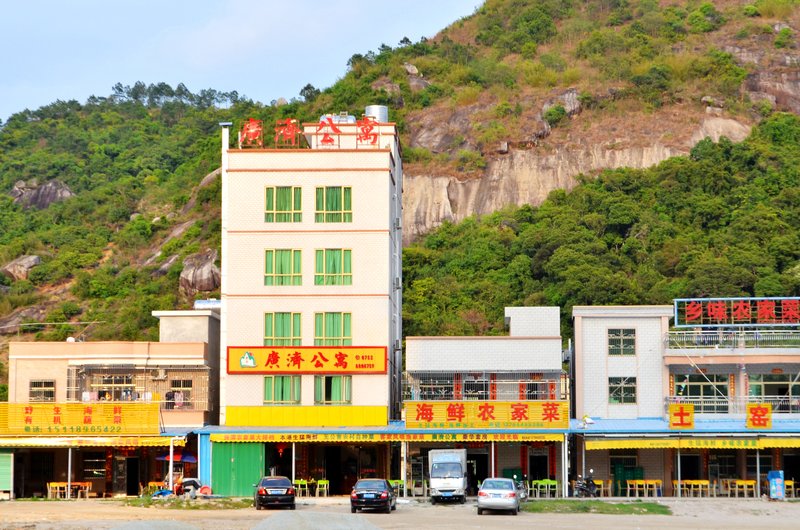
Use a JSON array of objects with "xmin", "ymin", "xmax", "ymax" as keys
[
  {"xmin": 512, "ymin": 474, "xmax": 528, "ymax": 501},
  {"xmin": 573, "ymin": 469, "xmax": 599, "ymax": 498}
]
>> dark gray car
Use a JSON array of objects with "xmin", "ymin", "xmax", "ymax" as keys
[
  {"xmin": 350, "ymin": 478, "xmax": 397, "ymax": 513},
  {"xmin": 254, "ymin": 476, "xmax": 295, "ymax": 510}
]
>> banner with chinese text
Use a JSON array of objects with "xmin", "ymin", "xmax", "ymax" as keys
[
  {"xmin": 0, "ymin": 403, "xmax": 160, "ymax": 436},
  {"xmin": 404, "ymin": 401, "xmax": 568, "ymax": 429},
  {"xmin": 668, "ymin": 403, "xmax": 695, "ymax": 429},
  {"xmin": 746, "ymin": 403, "xmax": 773, "ymax": 429},
  {"xmin": 210, "ymin": 432, "xmax": 564, "ymax": 443},
  {"xmin": 227, "ymin": 346, "xmax": 387, "ymax": 374},
  {"xmin": 674, "ymin": 297, "xmax": 800, "ymax": 328}
]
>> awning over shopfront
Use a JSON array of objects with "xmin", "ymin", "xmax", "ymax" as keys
[
  {"xmin": 201, "ymin": 422, "xmax": 568, "ymax": 444},
  {"xmin": 0, "ymin": 436, "xmax": 187, "ymax": 448},
  {"xmin": 585, "ymin": 436, "xmax": 800, "ymax": 450}
]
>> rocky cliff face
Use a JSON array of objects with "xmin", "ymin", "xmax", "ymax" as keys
[{"xmin": 402, "ymin": 117, "xmax": 751, "ymax": 244}]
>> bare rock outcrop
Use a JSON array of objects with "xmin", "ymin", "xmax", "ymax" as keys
[
  {"xmin": 179, "ymin": 249, "xmax": 220, "ymax": 295},
  {"xmin": 2, "ymin": 255, "xmax": 41, "ymax": 281},
  {"xmin": 402, "ymin": 117, "xmax": 751, "ymax": 244},
  {"xmin": 9, "ymin": 180, "xmax": 74, "ymax": 209}
]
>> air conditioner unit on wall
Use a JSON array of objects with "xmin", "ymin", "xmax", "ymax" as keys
[{"xmin": 150, "ymin": 369, "xmax": 167, "ymax": 380}]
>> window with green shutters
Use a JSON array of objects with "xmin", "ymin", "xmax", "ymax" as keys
[
  {"xmin": 265, "ymin": 186, "xmax": 302, "ymax": 222},
  {"xmin": 314, "ymin": 312, "xmax": 352, "ymax": 346},
  {"xmin": 314, "ymin": 249, "xmax": 352, "ymax": 285},
  {"xmin": 264, "ymin": 375, "xmax": 301, "ymax": 404},
  {"xmin": 314, "ymin": 375, "xmax": 352, "ymax": 404},
  {"xmin": 608, "ymin": 329, "xmax": 636, "ymax": 355},
  {"xmin": 315, "ymin": 186, "xmax": 352, "ymax": 222},
  {"xmin": 264, "ymin": 312, "xmax": 301, "ymax": 346},
  {"xmin": 265, "ymin": 249, "xmax": 302, "ymax": 286}
]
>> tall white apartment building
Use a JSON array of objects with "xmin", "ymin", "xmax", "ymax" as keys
[{"xmin": 204, "ymin": 108, "xmax": 403, "ymax": 495}]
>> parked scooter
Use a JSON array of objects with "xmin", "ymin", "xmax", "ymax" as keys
[
  {"xmin": 573, "ymin": 469, "xmax": 599, "ymax": 498},
  {"xmin": 513, "ymin": 474, "xmax": 528, "ymax": 501}
]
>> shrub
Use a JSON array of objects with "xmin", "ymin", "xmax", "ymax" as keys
[
  {"xmin": 403, "ymin": 147, "xmax": 434, "ymax": 163},
  {"xmin": 775, "ymin": 27, "xmax": 793, "ymax": 48},
  {"xmin": 742, "ymin": 4, "xmax": 760, "ymax": 16},
  {"xmin": 543, "ymin": 105, "xmax": 568, "ymax": 127},
  {"xmin": 687, "ymin": 3, "xmax": 725, "ymax": 33},
  {"xmin": 456, "ymin": 150, "xmax": 487, "ymax": 172}
]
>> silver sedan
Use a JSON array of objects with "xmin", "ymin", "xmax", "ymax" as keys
[{"xmin": 477, "ymin": 477, "xmax": 520, "ymax": 515}]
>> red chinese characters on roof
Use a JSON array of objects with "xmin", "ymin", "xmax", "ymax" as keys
[
  {"xmin": 274, "ymin": 118, "xmax": 301, "ymax": 146},
  {"xmin": 678, "ymin": 297, "xmax": 800, "ymax": 327},
  {"xmin": 239, "ymin": 118, "xmax": 263, "ymax": 148},
  {"xmin": 356, "ymin": 116, "xmax": 378, "ymax": 145},
  {"xmin": 316, "ymin": 117, "xmax": 342, "ymax": 147}
]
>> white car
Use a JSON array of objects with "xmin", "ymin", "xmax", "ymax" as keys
[{"xmin": 477, "ymin": 477, "xmax": 520, "ymax": 515}]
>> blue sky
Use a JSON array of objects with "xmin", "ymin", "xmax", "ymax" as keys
[{"xmin": 1, "ymin": 1, "xmax": 480, "ymax": 122}]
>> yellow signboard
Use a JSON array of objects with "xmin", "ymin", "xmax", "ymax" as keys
[
  {"xmin": 0, "ymin": 403, "xmax": 160, "ymax": 436},
  {"xmin": 746, "ymin": 402, "xmax": 772, "ymax": 429},
  {"xmin": 227, "ymin": 346, "xmax": 387, "ymax": 374},
  {"xmin": 668, "ymin": 403, "xmax": 695, "ymax": 429},
  {"xmin": 585, "ymin": 438, "xmax": 761, "ymax": 450},
  {"xmin": 404, "ymin": 401, "xmax": 569, "ymax": 430},
  {"xmin": 211, "ymin": 432, "xmax": 564, "ymax": 443}
]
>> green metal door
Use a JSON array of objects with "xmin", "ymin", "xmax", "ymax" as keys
[
  {"xmin": 0, "ymin": 451, "xmax": 12, "ymax": 494},
  {"xmin": 211, "ymin": 443, "xmax": 265, "ymax": 496}
]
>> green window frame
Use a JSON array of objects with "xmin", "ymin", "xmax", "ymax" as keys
[
  {"xmin": 265, "ymin": 186, "xmax": 302, "ymax": 223},
  {"xmin": 265, "ymin": 249, "xmax": 302, "ymax": 286},
  {"xmin": 264, "ymin": 375, "xmax": 301, "ymax": 404},
  {"xmin": 608, "ymin": 329, "xmax": 635, "ymax": 355},
  {"xmin": 314, "ymin": 249, "xmax": 352, "ymax": 285},
  {"xmin": 264, "ymin": 312, "xmax": 302, "ymax": 346},
  {"xmin": 314, "ymin": 375, "xmax": 352, "ymax": 404},
  {"xmin": 315, "ymin": 186, "xmax": 352, "ymax": 223},
  {"xmin": 314, "ymin": 312, "xmax": 352, "ymax": 346},
  {"xmin": 609, "ymin": 377, "xmax": 637, "ymax": 404}
]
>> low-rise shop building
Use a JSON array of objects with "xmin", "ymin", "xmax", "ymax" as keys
[
  {"xmin": 1, "ymin": 307, "xmax": 219, "ymax": 498},
  {"xmin": 573, "ymin": 299, "xmax": 800, "ymax": 497}
]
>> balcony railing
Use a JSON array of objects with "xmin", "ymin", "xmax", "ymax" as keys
[
  {"xmin": 666, "ymin": 330, "xmax": 800, "ymax": 350},
  {"xmin": 403, "ymin": 371, "xmax": 568, "ymax": 401},
  {"xmin": 665, "ymin": 395, "xmax": 800, "ymax": 414}
]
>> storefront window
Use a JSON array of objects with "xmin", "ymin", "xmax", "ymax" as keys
[{"xmin": 82, "ymin": 451, "xmax": 106, "ymax": 480}]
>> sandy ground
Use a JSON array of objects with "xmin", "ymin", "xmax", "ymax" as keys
[{"xmin": 2, "ymin": 496, "xmax": 800, "ymax": 530}]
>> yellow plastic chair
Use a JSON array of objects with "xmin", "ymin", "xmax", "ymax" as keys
[
  {"xmin": 388, "ymin": 479, "xmax": 403, "ymax": 497},
  {"xmin": 527, "ymin": 480, "xmax": 539, "ymax": 498},
  {"xmin": 785, "ymin": 480, "xmax": 795, "ymax": 498},
  {"xmin": 316, "ymin": 479, "xmax": 329, "ymax": 497},
  {"xmin": 294, "ymin": 479, "xmax": 308, "ymax": 497}
]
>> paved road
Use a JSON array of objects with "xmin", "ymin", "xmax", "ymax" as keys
[{"xmin": 2, "ymin": 496, "xmax": 800, "ymax": 530}]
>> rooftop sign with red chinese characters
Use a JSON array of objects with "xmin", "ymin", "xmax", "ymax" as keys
[
  {"xmin": 674, "ymin": 297, "xmax": 800, "ymax": 328},
  {"xmin": 404, "ymin": 401, "xmax": 569, "ymax": 430},
  {"xmin": 227, "ymin": 346, "xmax": 387, "ymax": 374}
]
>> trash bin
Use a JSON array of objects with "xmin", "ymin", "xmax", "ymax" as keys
[{"xmin": 768, "ymin": 470, "xmax": 785, "ymax": 500}]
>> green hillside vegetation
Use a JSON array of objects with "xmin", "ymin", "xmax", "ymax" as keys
[
  {"xmin": 0, "ymin": 0, "xmax": 798, "ymax": 355},
  {"xmin": 403, "ymin": 113, "xmax": 800, "ymax": 337}
]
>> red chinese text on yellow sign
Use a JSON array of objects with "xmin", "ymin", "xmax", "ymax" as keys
[
  {"xmin": 668, "ymin": 403, "xmax": 694, "ymax": 429},
  {"xmin": 227, "ymin": 346, "xmax": 387, "ymax": 374},
  {"xmin": 404, "ymin": 401, "xmax": 568, "ymax": 429},
  {"xmin": 746, "ymin": 402, "xmax": 772, "ymax": 429}
]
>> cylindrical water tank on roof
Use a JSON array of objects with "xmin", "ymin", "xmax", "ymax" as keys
[{"xmin": 365, "ymin": 105, "xmax": 389, "ymax": 123}]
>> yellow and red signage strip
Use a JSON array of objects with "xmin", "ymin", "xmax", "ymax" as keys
[
  {"xmin": 0, "ymin": 403, "xmax": 160, "ymax": 436},
  {"xmin": 211, "ymin": 432, "xmax": 564, "ymax": 443},
  {"xmin": 404, "ymin": 401, "xmax": 569, "ymax": 429},
  {"xmin": 227, "ymin": 346, "xmax": 387, "ymax": 374}
]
